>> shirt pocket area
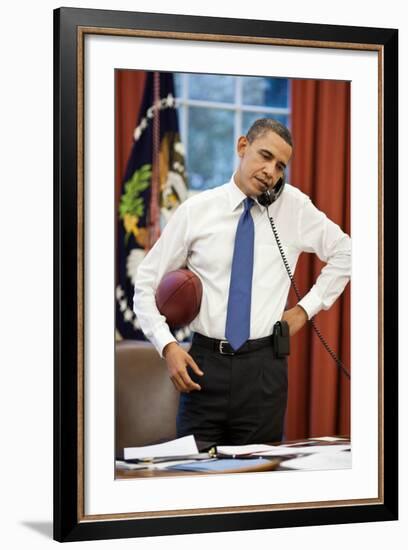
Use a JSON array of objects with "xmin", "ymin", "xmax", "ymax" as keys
[{"xmin": 254, "ymin": 243, "xmax": 297, "ymax": 289}]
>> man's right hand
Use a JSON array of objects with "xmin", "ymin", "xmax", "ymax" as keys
[{"xmin": 163, "ymin": 342, "xmax": 204, "ymax": 393}]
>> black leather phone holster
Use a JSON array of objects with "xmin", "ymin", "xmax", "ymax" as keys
[{"xmin": 273, "ymin": 320, "xmax": 290, "ymax": 358}]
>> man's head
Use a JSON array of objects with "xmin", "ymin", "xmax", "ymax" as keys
[{"xmin": 234, "ymin": 118, "xmax": 293, "ymax": 198}]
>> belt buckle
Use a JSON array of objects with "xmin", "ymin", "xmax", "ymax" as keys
[{"xmin": 219, "ymin": 340, "xmax": 234, "ymax": 355}]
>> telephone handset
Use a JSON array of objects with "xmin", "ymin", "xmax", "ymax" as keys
[
  {"xmin": 258, "ymin": 178, "xmax": 350, "ymax": 379},
  {"xmin": 257, "ymin": 177, "xmax": 285, "ymax": 207}
]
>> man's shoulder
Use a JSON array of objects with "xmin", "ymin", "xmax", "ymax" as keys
[
  {"xmin": 282, "ymin": 183, "xmax": 311, "ymax": 206},
  {"xmin": 181, "ymin": 183, "xmax": 229, "ymax": 209}
]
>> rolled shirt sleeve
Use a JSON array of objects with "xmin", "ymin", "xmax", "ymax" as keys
[{"xmin": 296, "ymin": 197, "xmax": 351, "ymax": 319}]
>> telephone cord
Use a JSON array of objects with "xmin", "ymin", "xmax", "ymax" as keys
[{"xmin": 267, "ymin": 209, "xmax": 351, "ymax": 380}]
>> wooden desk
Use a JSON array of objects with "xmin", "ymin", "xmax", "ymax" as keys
[{"xmin": 115, "ymin": 438, "xmax": 350, "ymax": 479}]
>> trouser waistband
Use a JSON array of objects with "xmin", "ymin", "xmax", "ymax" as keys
[{"xmin": 192, "ymin": 332, "xmax": 274, "ymax": 355}]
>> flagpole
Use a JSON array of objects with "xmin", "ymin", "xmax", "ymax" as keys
[{"xmin": 149, "ymin": 71, "xmax": 161, "ymax": 249}]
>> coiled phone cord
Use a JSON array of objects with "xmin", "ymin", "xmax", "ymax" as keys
[{"xmin": 267, "ymin": 208, "xmax": 351, "ymax": 380}]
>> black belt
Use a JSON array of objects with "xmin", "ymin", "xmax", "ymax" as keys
[{"xmin": 192, "ymin": 332, "xmax": 274, "ymax": 356}]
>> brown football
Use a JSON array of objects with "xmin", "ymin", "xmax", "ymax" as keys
[{"xmin": 155, "ymin": 269, "xmax": 202, "ymax": 328}]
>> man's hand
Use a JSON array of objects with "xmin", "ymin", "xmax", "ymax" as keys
[
  {"xmin": 163, "ymin": 342, "xmax": 204, "ymax": 393},
  {"xmin": 281, "ymin": 305, "xmax": 308, "ymax": 336}
]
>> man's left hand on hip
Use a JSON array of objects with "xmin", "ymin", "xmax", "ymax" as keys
[{"xmin": 281, "ymin": 305, "xmax": 308, "ymax": 336}]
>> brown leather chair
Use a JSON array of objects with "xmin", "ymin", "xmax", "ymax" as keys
[{"xmin": 115, "ymin": 340, "xmax": 181, "ymax": 458}]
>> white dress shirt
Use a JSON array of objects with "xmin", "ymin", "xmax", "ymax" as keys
[{"xmin": 133, "ymin": 176, "xmax": 351, "ymax": 356}]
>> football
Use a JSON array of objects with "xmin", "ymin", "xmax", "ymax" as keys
[{"xmin": 155, "ymin": 269, "xmax": 202, "ymax": 328}]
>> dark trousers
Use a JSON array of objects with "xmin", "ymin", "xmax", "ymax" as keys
[{"xmin": 176, "ymin": 336, "xmax": 288, "ymax": 445}]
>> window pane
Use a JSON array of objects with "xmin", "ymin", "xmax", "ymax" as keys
[
  {"xmin": 177, "ymin": 104, "xmax": 186, "ymax": 141},
  {"xmin": 242, "ymin": 77, "xmax": 288, "ymax": 108},
  {"xmin": 242, "ymin": 112, "xmax": 289, "ymax": 135},
  {"xmin": 188, "ymin": 74, "xmax": 235, "ymax": 103},
  {"xmin": 174, "ymin": 73, "xmax": 183, "ymax": 97},
  {"xmin": 187, "ymin": 107, "xmax": 234, "ymax": 190}
]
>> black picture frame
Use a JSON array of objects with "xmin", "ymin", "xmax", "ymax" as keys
[{"xmin": 53, "ymin": 7, "xmax": 398, "ymax": 542}]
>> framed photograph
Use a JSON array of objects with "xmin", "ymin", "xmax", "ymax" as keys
[{"xmin": 54, "ymin": 7, "xmax": 398, "ymax": 542}]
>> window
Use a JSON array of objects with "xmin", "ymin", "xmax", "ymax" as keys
[{"xmin": 174, "ymin": 73, "xmax": 291, "ymax": 191}]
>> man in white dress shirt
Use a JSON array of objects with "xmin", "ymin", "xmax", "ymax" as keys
[{"xmin": 133, "ymin": 118, "xmax": 351, "ymax": 445}]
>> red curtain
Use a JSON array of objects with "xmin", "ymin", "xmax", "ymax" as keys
[
  {"xmin": 115, "ymin": 70, "xmax": 146, "ymax": 207},
  {"xmin": 286, "ymin": 79, "xmax": 351, "ymax": 440}
]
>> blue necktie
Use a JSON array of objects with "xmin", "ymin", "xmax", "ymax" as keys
[{"xmin": 225, "ymin": 197, "xmax": 255, "ymax": 351}]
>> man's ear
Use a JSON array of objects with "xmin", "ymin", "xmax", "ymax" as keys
[{"xmin": 237, "ymin": 135, "xmax": 248, "ymax": 158}]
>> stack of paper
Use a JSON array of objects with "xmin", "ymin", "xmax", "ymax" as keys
[
  {"xmin": 281, "ymin": 451, "xmax": 351, "ymax": 470},
  {"xmin": 218, "ymin": 442, "xmax": 350, "ymax": 457},
  {"xmin": 123, "ymin": 435, "xmax": 199, "ymax": 461},
  {"xmin": 217, "ymin": 442, "xmax": 351, "ymax": 471}
]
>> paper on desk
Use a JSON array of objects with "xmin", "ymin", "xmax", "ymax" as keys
[
  {"xmin": 217, "ymin": 443, "xmax": 350, "ymax": 458},
  {"xmin": 116, "ymin": 460, "xmax": 150, "ymax": 471},
  {"xmin": 255, "ymin": 444, "xmax": 350, "ymax": 456},
  {"xmin": 309, "ymin": 436, "xmax": 349, "ymax": 442},
  {"xmin": 154, "ymin": 459, "xmax": 216, "ymax": 470},
  {"xmin": 116, "ymin": 459, "xmax": 204, "ymax": 471},
  {"xmin": 281, "ymin": 450, "xmax": 351, "ymax": 470},
  {"xmin": 217, "ymin": 444, "xmax": 275, "ymax": 456},
  {"xmin": 124, "ymin": 435, "xmax": 198, "ymax": 461}
]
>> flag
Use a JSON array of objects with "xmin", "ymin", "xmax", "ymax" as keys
[{"xmin": 116, "ymin": 71, "xmax": 188, "ymax": 340}]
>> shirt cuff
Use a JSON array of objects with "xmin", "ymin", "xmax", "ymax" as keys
[
  {"xmin": 151, "ymin": 327, "xmax": 178, "ymax": 358},
  {"xmin": 297, "ymin": 288, "xmax": 324, "ymax": 320}
]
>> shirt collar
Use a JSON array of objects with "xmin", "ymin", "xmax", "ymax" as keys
[{"xmin": 227, "ymin": 173, "xmax": 266, "ymax": 213}]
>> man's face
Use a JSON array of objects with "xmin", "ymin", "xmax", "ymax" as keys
[{"xmin": 234, "ymin": 130, "xmax": 293, "ymax": 197}]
